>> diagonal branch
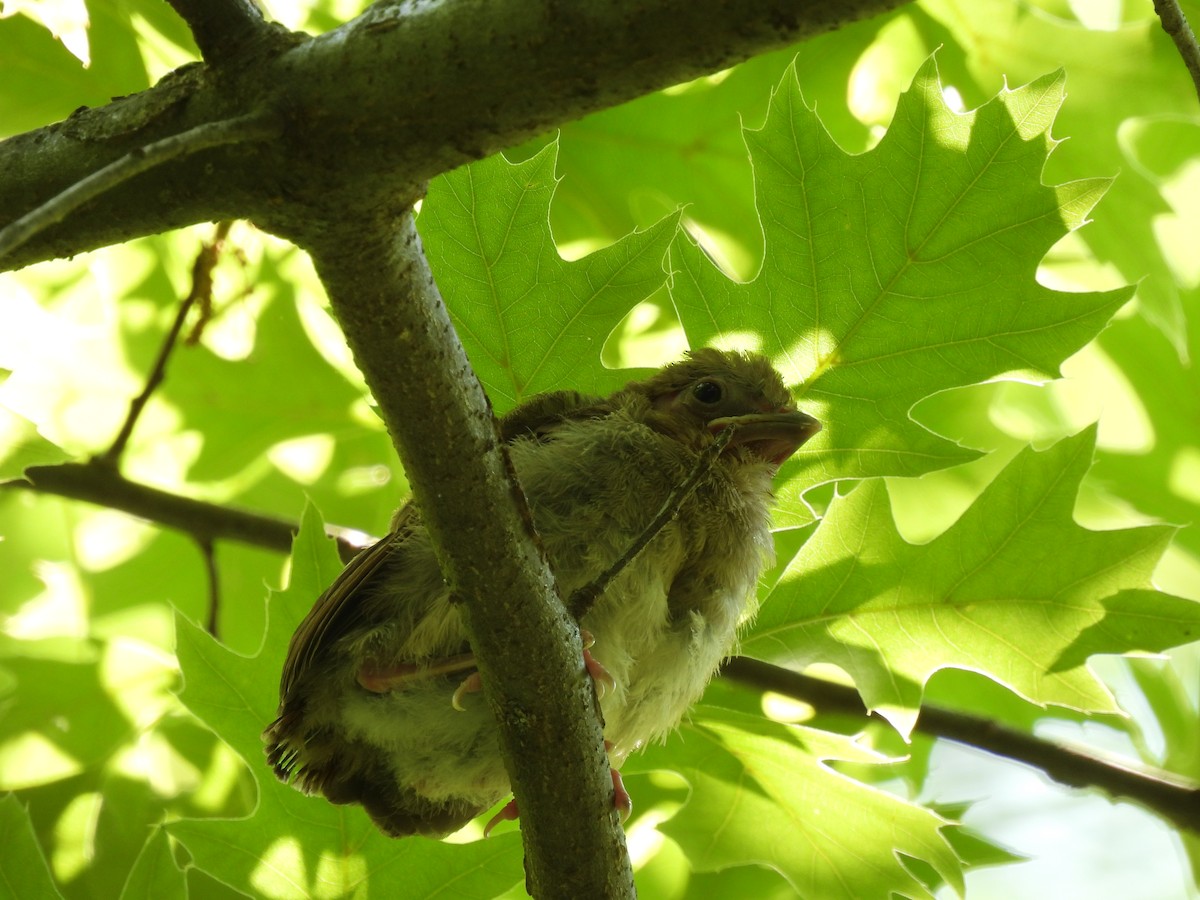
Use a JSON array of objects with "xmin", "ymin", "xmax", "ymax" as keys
[
  {"xmin": 568, "ymin": 427, "xmax": 733, "ymax": 620},
  {"xmin": 299, "ymin": 205, "xmax": 634, "ymax": 899},
  {"xmin": 100, "ymin": 222, "xmax": 234, "ymax": 467},
  {"xmin": 721, "ymin": 656, "xmax": 1200, "ymax": 834},
  {"xmin": 1154, "ymin": 0, "xmax": 1200, "ymax": 105}
]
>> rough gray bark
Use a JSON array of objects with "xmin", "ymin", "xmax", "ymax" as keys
[{"xmin": 0, "ymin": 0, "xmax": 908, "ymax": 272}]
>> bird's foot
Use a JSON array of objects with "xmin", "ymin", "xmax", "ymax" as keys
[
  {"xmin": 483, "ymin": 749, "xmax": 631, "ymax": 837},
  {"xmin": 357, "ymin": 651, "xmax": 477, "ymax": 693},
  {"xmin": 580, "ymin": 629, "xmax": 617, "ymax": 699},
  {"xmin": 483, "ymin": 797, "xmax": 520, "ymax": 837},
  {"xmin": 447, "ymin": 629, "xmax": 616, "ymax": 710},
  {"xmin": 605, "ymin": 741, "xmax": 633, "ymax": 820}
]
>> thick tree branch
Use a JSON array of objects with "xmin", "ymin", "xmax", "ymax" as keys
[
  {"xmin": 0, "ymin": 0, "xmax": 909, "ymax": 272},
  {"xmin": 166, "ymin": 0, "xmax": 272, "ymax": 65},
  {"xmin": 299, "ymin": 206, "xmax": 633, "ymax": 898},
  {"xmin": 721, "ymin": 656, "xmax": 1200, "ymax": 835},
  {"xmin": 0, "ymin": 115, "xmax": 277, "ymax": 261}
]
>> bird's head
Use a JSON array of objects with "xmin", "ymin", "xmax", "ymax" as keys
[{"xmin": 629, "ymin": 349, "xmax": 821, "ymax": 468}]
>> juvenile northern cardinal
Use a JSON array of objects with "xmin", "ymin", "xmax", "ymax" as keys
[{"xmin": 264, "ymin": 349, "xmax": 820, "ymax": 837}]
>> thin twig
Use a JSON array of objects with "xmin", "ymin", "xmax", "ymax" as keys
[
  {"xmin": 6, "ymin": 461, "xmax": 366, "ymax": 561},
  {"xmin": 567, "ymin": 427, "xmax": 735, "ymax": 620},
  {"xmin": 187, "ymin": 226, "xmax": 249, "ymax": 346},
  {"xmin": 198, "ymin": 536, "xmax": 221, "ymax": 638},
  {"xmin": 99, "ymin": 221, "xmax": 234, "ymax": 467},
  {"xmin": 0, "ymin": 114, "xmax": 278, "ymax": 261},
  {"xmin": 720, "ymin": 656, "xmax": 1200, "ymax": 834},
  {"xmin": 1154, "ymin": 0, "xmax": 1200, "ymax": 104}
]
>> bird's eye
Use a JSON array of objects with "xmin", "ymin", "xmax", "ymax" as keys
[{"xmin": 693, "ymin": 380, "xmax": 723, "ymax": 404}]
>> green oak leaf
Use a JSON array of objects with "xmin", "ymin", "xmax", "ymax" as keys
[
  {"xmin": 628, "ymin": 706, "xmax": 962, "ymax": 900},
  {"xmin": 670, "ymin": 57, "xmax": 1131, "ymax": 490},
  {"xmin": 1052, "ymin": 588, "xmax": 1200, "ymax": 673},
  {"xmin": 418, "ymin": 141, "xmax": 678, "ymax": 411},
  {"xmin": 0, "ymin": 405, "xmax": 70, "ymax": 479},
  {"xmin": 0, "ymin": 793, "xmax": 63, "ymax": 899},
  {"xmin": 515, "ymin": 29, "xmax": 893, "ymax": 264},
  {"xmin": 916, "ymin": 0, "xmax": 1196, "ymax": 357},
  {"xmin": 744, "ymin": 427, "xmax": 1196, "ymax": 733},
  {"xmin": 118, "ymin": 828, "xmax": 185, "ymax": 900},
  {"xmin": 1093, "ymin": 311, "xmax": 1200, "ymax": 559},
  {"xmin": 171, "ymin": 505, "xmax": 524, "ymax": 899}
]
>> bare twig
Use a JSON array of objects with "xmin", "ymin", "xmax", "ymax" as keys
[
  {"xmin": 166, "ymin": 0, "xmax": 271, "ymax": 64},
  {"xmin": 186, "ymin": 229, "xmax": 251, "ymax": 345},
  {"xmin": 1154, "ymin": 0, "xmax": 1200, "ymax": 104},
  {"xmin": 568, "ymin": 427, "xmax": 734, "ymax": 620},
  {"xmin": 0, "ymin": 114, "xmax": 278, "ymax": 262},
  {"xmin": 99, "ymin": 222, "xmax": 234, "ymax": 467},
  {"xmin": 198, "ymin": 536, "xmax": 221, "ymax": 638},
  {"xmin": 721, "ymin": 656, "xmax": 1200, "ymax": 834},
  {"xmin": 6, "ymin": 461, "xmax": 366, "ymax": 561}
]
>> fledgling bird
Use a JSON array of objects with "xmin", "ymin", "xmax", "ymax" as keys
[{"xmin": 264, "ymin": 349, "xmax": 821, "ymax": 838}]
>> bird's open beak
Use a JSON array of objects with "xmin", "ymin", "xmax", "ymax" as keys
[{"xmin": 708, "ymin": 410, "xmax": 821, "ymax": 466}]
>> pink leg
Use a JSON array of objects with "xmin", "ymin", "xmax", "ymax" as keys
[
  {"xmin": 449, "ymin": 629, "xmax": 615, "ymax": 711},
  {"xmin": 358, "ymin": 650, "xmax": 478, "ymax": 693},
  {"xmin": 356, "ymin": 662, "xmax": 421, "ymax": 693},
  {"xmin": 610, "ymin": 768, "xmax": 633, "ymax": 821}
]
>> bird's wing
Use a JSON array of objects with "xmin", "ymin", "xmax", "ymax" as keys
[
  {"xmin": 276, "ymin": 389, "xmax": 609, "ymax": 702},
  {"xmin": 277, "ymin": 509, "xmax": 418, "ymax": 700},
  {"xmin": 497, "ymin": 389, "xmax": 607, "ymax": 440}
]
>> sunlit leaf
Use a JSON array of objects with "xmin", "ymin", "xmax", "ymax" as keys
[
  {"xmin": 117, "ymin": 827, "xmax": 185, "ymax": 900},
  {"xmin": 671, "ymin": 58, "xmax": 1131, "ymax": 493},
  {"xmin": 0, "ymin": 793, "xmax": 62, "ymax": 899},
  {"xmin": 419, "ymin": 142, "xmax": 679, "ymax": 411},
  {"xmin": 631, "ymin": 706, "xmax": 962, "ymax": 900},
  {"xmin": 745, "ymin": 428, "xmax": 1192, "ymax": 732}
]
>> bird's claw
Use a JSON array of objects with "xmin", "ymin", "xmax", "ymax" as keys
[
  {"xmin": 484, "ymin": 797, "xmax": 520, "ymax": 837},
  {"xmin": 610, "ymin": 767, "xmax": 633, "ymax": 821},
  {"xmin": 451, "ymin": 672, "xmax": 483, "ymax": 711},
  {"xmin": 482, "ymin": 761, "xmax": 631, "ymax": 837},
  {"xmin": 579, "ymin": 629, "xmax": 616, "ymax": 699},
  {"xmin": 450, "ymin": 629, "xmax": 615, "ymax": 710}
]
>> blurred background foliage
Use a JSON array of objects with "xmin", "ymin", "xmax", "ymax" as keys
[{"xmin": 0, "ymin": 0, "xmax": 1198, "ymax": 897}]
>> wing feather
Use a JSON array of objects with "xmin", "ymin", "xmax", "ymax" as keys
[{"xmin": 275, "ymin": 390, "xmax": 607, "ymax": 702}]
